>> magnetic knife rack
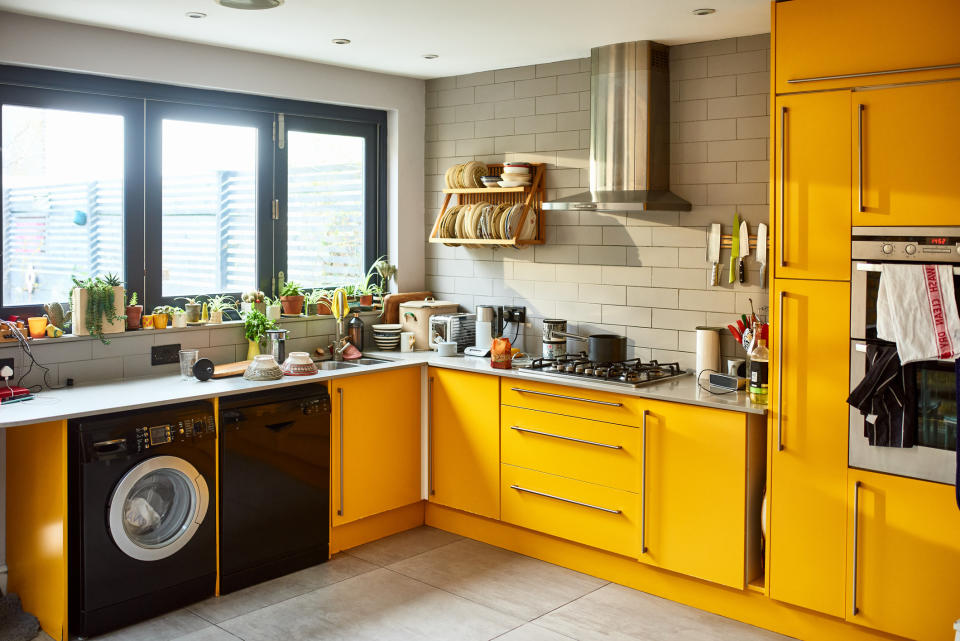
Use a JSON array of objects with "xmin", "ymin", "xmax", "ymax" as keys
[{"xmin": 720, "ymin": 234, "xmax": 771, "ymax": 249}]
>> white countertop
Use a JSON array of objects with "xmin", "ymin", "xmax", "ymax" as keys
[{"xmin": 0, "ymin": 351, "xmax": 765, "ymax": 429}]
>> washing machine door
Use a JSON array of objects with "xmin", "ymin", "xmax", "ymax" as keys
[{"xmin": 107, "ymin": 455, "xmax": 209, "ymax": 561}]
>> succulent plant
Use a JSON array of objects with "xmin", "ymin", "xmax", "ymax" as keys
[{"xmin": 44, "ymin": 301, "xmax": 72, "ymax": 330}]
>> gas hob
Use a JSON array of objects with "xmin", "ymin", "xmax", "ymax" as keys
[{"xmin": 516, "ymin": 353, "xmax": 688, "ymax": 388}]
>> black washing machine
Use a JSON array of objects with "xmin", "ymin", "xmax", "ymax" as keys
[{"xmin": 69, "ymin": 401, "xmax": 217, "ymax": 637}]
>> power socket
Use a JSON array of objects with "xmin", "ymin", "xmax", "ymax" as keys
[
  {"xmin": 152, "ymin": 344, "xmax": 182, "ymax": 366},
  {"xmin": 499, "ymin": 306, "xmax": 526, "ymax": 325}
]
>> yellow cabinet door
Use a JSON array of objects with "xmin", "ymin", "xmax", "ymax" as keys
[
  {"xmin": 775, "ymin": 0, "xmax": 960, "ymax": 94},
  {"xmin": 640, "ymin": 401, "xmax": 748, "ymax": 589},
  {"xmin": 854, "ymin": 82, "xmax": 960, "ymax": 226},
  {"xmin": 847, "ymin": 471, "xmax": 960, "ymax": 641},
  {"xmin": 428, "ymin": 367, "xmax": 500, "ymax": 519},
  {"xmin": 332, "ymin": 367, "xmax": 421, "ymax": 526},
  {"xmin": 774, "ymin": 91, "xmax": 850, "ymax": 281},
  {"xmin": 768, "ymin": 279, "xmax": 850, "ymax": 617}
]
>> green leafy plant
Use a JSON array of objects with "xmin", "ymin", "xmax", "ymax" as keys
[
  {"xmin": 204, "ymin": 294, "xmax": 236, "ymax": 312},
  {"xmin": 176, "ymin": 296, "xmax": 200, "ymax": 306},
  {"xmin": 356, "ymin": 256, "xmax": 389, "ymax": 295},
  {"xmin": 304, "ymin": 289, "xmax": 331, "ymax": 304},
  {"xmin": 71, "ymin": 275, "xmax": 126, "ymax": 344},
  {"xmin": 243, "ymin": 308, "xmax": 275, "ymax": 342},
  {"xmin": 280, "ymin": 281, "xmax": 303, "ymax": 297},
  {"xmin": 263, "ymin": 295, "xmax": 280, "ymax": 307}
]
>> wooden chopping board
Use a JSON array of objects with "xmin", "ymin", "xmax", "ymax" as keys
[
  {"xmin": 381, "ymin": 291, "xmax": 433, "ymax": 324},
  {"xmin": 213, "ymin": 360, "xmax": 251, "ymax": 378}
]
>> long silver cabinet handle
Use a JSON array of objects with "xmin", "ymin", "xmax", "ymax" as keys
[
  {"xmin": 510, "ymin": 387, "xmax": 623, "ymax": 407},
  {"xmin": 857, "ymin": 104, "xmax": 865, "ymax": 213},
  {"xmin": 852, "ymin": 480, "xmax": 861, "ymax": 617},
  {"xmin": 640, "ymin": 409, "xmax": 649, "ymax": 554},
  {"xmin": 428, "ymin": 376, "xmax": 435, "ymax": 496},
  {"xmin": 337, "ymin": 387, "xmax": 344, "ymax": 516},
  {"xmin": 777, "ymin": 291, "xmax": 785, "ymax": 452},
  {"xmin": 510, "ymin": 484, "xmax": 621, "ymax": 514},
  {"xmin": 788, "ymin": 62, "xmax": 960, "ymax": 84},
  {"xmin": 779, "ymin": 105, "xmax": 787, "ymax": 269},
  {"xmin": 510, "ymin": 425, "xmax": 622, "ymax": 449}
]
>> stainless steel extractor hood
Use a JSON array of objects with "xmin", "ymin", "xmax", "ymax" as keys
[{"xmin": 542, "ymin": 40, "xmax": 691, "ymax": 213}]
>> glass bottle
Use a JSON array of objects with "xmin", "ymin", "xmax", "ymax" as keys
[
  {"xmin": 748, "ymin": 337, "xmax": 769, "ymax": 405},
  {"xmin": 347, "ymin": 311, "xmax": 364, "ymax": 351}
]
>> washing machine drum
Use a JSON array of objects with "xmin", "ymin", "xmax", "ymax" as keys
[{"xmin": 108, "ymin": 455, "xmax": 209, "ymax": 561}]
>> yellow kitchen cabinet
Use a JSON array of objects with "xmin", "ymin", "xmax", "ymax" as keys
[
  {"xmin": 427, "ymin": 367, "xmax": 500, "ymax": 519},
  {"xmin": 852, "ymin": 82, "xmax": 960, "ymax": 227},
  {"xmin": 846, "ymin": 470, "xmax": 960, "ymax": 641},
  {"xmin": 640, "ymin": 401, "xmax": 758, "ymax": 589},
  {"xmin": 775, "ymin": 0, "xmax": 960, "ymax": 94},
  {"xmin": 774, "ymin": 91, "xmax": 850, "ymax": 281},
  {"xmin": 332, "ymin": 367, "xmax": 421, "ymax": 526},
  {"xmin": 768, "ymin": 279, "xmax": 849, "ymax": 617}
]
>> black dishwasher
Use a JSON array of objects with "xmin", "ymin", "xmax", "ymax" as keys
[{"xmin": 219, "ymin": 385, "xmax": 330, "ymax": 594}]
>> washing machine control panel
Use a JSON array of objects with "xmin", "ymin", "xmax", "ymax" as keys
[{"xmin": 135, "ymin": 414, "xmax": 216, "ymax": 451}]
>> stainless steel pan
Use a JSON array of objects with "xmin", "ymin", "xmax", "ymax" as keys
[{"xmin": 551, "ymin": 331, "xmax": 627, "ymax": 363}]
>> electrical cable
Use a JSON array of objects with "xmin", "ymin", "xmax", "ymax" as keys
[
  {"xmin": 696, "ymin": 368, "xmax": 740, "ymax": 395},
  {"xmin": 0, "ymin": 320, "xmax": 65, "ymax": 392}
]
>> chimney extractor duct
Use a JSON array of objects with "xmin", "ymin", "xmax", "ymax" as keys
[{"xmin": 542, "ymin": 41, "xmax": 691, "ymax": 213}]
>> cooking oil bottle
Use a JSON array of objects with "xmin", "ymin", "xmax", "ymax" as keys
[{"xmin": 748, "ymin": 334, "xmax": 769, "ymax": 405}]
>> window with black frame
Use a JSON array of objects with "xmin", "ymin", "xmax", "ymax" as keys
[{"xmin": 0, "ymin": 66, "xmax": 386, "ymax": 320}]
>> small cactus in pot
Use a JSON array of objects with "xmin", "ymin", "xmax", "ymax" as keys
[{"xmin": 43, "ymin": 301, "xmax": 72, "ymax": 331}]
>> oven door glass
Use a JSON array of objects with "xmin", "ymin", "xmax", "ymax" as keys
[{"xmin": 916, "ymin": 362, "xmax": 958, "ymax": 452}]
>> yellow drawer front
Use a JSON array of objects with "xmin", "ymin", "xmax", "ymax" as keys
[
  {"xmin": 501, "ymin": 464, "xmax": 639, "ymax": 558},
  {"xmin": 501, "ymin": 378, "xmax": 643, "ymax": 426},
  {"xmin": 501, "ymin": 405, "xmax": 641, "ymax": 492}
]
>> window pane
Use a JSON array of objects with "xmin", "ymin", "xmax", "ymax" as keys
[
  {"xmin": 161, "ymin": 119, "xmax": 257, "ymax": 296},
  {"xmin": 286, "ymin": 131, "xmax": 365, "ymax": 287},
  {"xmin": 2, "ymin": 105, "xmax": 124, "ymax": 306}
]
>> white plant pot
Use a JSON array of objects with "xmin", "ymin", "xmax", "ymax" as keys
[
  {"xmin": 266, "ymin": 305, "xmax": 282, "ymax": 321},
  {"xmin": 208, "ymin": 310, "xmax": 223, "ymax": 324},
  {"xmin": 71, "ymin": 286, "xmax": 126, "ymax": 337},
  {"xmin": 172, "ymin": 312, "xmax": 187, "ymax": 328}
]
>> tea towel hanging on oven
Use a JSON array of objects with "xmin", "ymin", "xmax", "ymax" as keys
[
  {"xmin": 846, "ymin": 343, "xmax": 916, "ymax": 448},
  {"xmin": 876, "ymin": 264, "xmax": 960, "ymax": 364}
]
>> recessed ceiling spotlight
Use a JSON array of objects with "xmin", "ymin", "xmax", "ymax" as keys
[
  {"xmin": 332, "ymin": 38, "xmax": 351, "ymax": 45},
  {"xmin": 185, "ymin": 11, "xmax": 207, "ymax": 18},
  {"xmin": 422, "ymin": 54, "xmax": 439, "ymax": 60},
  {"xmin": 215, "ymin": 0, "xmax": 283, "ymax": 10},
  {"xmin": 692, "ymin": 8, "xmax": 716, "ymax": 15}
]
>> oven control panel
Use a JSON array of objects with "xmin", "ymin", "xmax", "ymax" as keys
[{"xmin": 853, "ymin": 228, "xmax": 960, "ymax": 262}]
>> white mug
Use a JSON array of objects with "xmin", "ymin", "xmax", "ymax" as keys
[
  {"xmin": 400, "ymin": 331, "xmax": 415, "ymax": 352},
  {"xmin": 437, "ymin": 341, "xmax": 457, "ymax": 357}
]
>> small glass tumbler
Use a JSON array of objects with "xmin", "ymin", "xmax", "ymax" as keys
[{"xmin": 179, "ymin": 349, "xmax": 199, "ymax": 379}]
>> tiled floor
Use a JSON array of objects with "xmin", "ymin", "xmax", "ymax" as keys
[{"xmin": 31, "ymin": 527, "xmax": 792, "ymax": 641}]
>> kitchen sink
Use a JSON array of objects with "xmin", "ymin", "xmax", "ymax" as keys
[
  {"xmin": 352, "ymin": 357, "xmax": 394, "ymax": 365},
  {"xmin": 318, "ymin": 361, "xmax": 359, "ymax": 370}
]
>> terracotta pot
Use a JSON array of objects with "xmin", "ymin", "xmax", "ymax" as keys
[
  {"xmin": 279, "ymin": 295, "xmax": 304, "ymax": 315},
  {"xmin": 359, "ymin": 295, "xmax": 373, "ymax": 306},
  {"xmin": 125, "ymin": 305, "xmax": 143, "ymax": 330},
  {"xmin": 184, "ymin": 303, "xmax": 202, "ymax": 323},
  {"xmin": 316, "ymin": 302, "xmax": 332, "ymax": 315}
]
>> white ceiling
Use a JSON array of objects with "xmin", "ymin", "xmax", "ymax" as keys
[{"xmin": 0, "ymin": 0, "xmax": 770, "ymax": 79}]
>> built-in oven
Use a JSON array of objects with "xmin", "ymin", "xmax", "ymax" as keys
[{"xmin": 849, "ymin": 226, "xmax": 960, "ymax": 485}]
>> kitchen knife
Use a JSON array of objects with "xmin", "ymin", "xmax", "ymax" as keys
[
  {"xmin": 729, "ymin": 214, "xmax": 740, "ymax": 284},
  {"xmin": 738, "ymin": 218, "xmax": 749, "ymax": 284},
  {"xmin": 707, "ymin": 223, "xmax": 721, "ymax": 286},
  {"xmin": 756, "ymin": 223, "xmax": 768, "ymax": 288}
]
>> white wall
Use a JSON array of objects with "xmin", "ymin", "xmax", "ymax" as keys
[{"xmin": 0, "ymin": 11, "xmax": 426, "ymax": 292}]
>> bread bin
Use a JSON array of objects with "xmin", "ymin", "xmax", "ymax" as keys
[{"xmin": 399, "ymin": 299, "xmax": 459, "ymax": 350}]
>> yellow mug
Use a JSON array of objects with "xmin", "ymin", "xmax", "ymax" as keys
[
  {"xmin": 141, "ymin": 314, "xmax": 155, "ymax": 329},
  {"xmin": 27, "ymin": 316, "xmax": 48, "ymax": 338}
]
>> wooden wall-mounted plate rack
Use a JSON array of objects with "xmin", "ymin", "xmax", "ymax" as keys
[{"xmin": 429, "ymin": 163, "xmax": 546, "ymax": 248}]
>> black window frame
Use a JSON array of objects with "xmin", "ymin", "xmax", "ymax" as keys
[{"xmin": 0, "ymin": 64, "xmax": 387, "ymax": 317}]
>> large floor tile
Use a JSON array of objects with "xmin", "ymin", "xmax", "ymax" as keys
[
  {"xmin": 387, "ymin": 538, "xmax": 607, "ymax": 621},
  {"xmin": 220, "ymin": 567, "xmax": 523, "ymax": 641},
  {"xmin": 168, "ymin": 628, "xmax": 242, "ymax": 641},
  {"xmin": 493, "ymin": 623, "xmax": 576, "ymax": 641},
  {"xmin": 535, "ymin": 583, "xmax": 794, "ymax": 641},
  {"xmin": 189, "ymin": 554, "xmax": 376, "ymax": 623},
  {"xmin": 346, "ymin": 525, "xmax": 462, "ymax": 566},
  {"xmin": 93, "ymin": 608, "xmax": 213, "ymax": 641}
]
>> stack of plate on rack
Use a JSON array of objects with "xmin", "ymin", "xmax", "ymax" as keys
[
  {"xmin": 498, "ymin": 161, "xmax": 532, "ymax": 187},
  {"xmin": 445, "ymin": 161, "xmax": 488, "ymax": 189},
  {"xmin": 436, "ymin": 202, "xmax": 537, "ymax": 245}
]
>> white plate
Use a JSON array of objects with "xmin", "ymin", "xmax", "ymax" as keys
[{"xmin": 498, "ymin": 180, "xmax": 531, "ymax": 188}]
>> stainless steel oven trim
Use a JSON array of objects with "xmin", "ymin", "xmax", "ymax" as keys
[
  {"xmin": 848, "ymin": 341, "xmax": 956, "ymax": 485},
  {"xmin": 853, "ymin": 226, "xmax": 960, "ymax": 237}
]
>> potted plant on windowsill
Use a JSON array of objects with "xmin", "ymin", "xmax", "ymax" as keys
[
  {"xmin": 177, "ymin": 297, "xmax": 202, "ymax": 323},
  {"xmin": 151, "ymin": 305, "xmax": 179, "ymax": 329},
  {"xmin": 125, "ymin": 292, "xmax": 143, "ymax": 330},
  {"xmin": 70, "ymin": 274, "xmax": 126, "ymax": 344},
  {"xmin": 264, "ymin": 296, "xmax": 282, "ymax": 321},
  {"xmin": 304, "ymin": 289, "xmax": 331, "ymax": 316},
  {"xmin": 243, "ymin": 308, "xmax": 275, "ymax": 360},
  {"xmin": 279, "ymin": 281, "xmax": 305, "ymax": 315},
  {"xmin": 240, "ymin": 290, "xmax": 266, "ymax": 316},
  {"xmin": 205, "ymin": 294, "xmax": 236, "ymax": 324}
]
